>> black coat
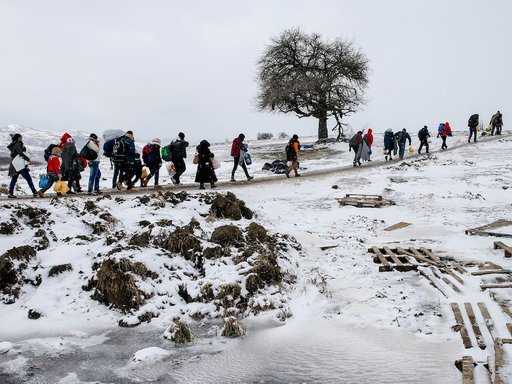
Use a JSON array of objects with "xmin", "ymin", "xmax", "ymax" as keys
[
  {"xmin": 61, "ymin": 142, "xmax": 80, "ymax": 179},
  {"xmin": 7, "ymin": 139, "xmax": 30, "ymax": 177},
  {"xmin": 195, "ymin": 141, "xmax": 217, "ymax": 184}
]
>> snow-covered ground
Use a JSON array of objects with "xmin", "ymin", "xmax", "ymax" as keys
[{"xmin": 0, "ymin": 132, "xmax": 511, "ymax": 383}]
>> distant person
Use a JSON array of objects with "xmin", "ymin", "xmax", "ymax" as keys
[
  {"xmin": 170, "ymin": 132, "xmax": 189, "ymax": 184},
  {"xmin": 80, "ymin": 133, "xmax": 101, "ymax": 195},
  {"xmin": 468, "ymin": 114, "xmax": 479, "ymax": 143},
  {"xmin": 349, "ymin": 131, "xmax": 363, "ymax": 166},
  {"xmin": 142, "ymin": 138, "xmax": 162, "ymax": 187},
  {"xmin": 437, "ymin": 123, "xmax": 448, "ymax": 150},
  {"xmin": 39, "ymin": 146, "xmax": 62, "ymax": 195},
  {"xmin": 362, "ymin": 128, "xmax": 373, "ymax": 161},
  {"xmin": 285, "ymin": 134, "xmax": 301, "ymax": 177},
  {"xmin": 490, "ymin": 111, "xmax": 503, "ymax": 136},
  {"xmin": 418, "ymin": 125, "xmax": 430, "ymax": 154},
  {"xmin": 395, "ymin": 128, "xmax": 412, "ymax": 160},
  {"xmin": 384, "ymin": 129, "xmax": 395, "ymax": 161},
  {"xmin": 195, "ymin": 140, "xmax": 217, "ymax": 189},
  {"xmin": 60, "ymin": 133, "xmax": 82, "ymax": 194},
  {"xmin": 7, "ymin": 134, "xmax": 38, "ymax": 198},
  {"xmin": 130, "ymin": 153, "xmax": 143, "ymax": 188},
  {"xmin": 230, "ymin": 134, "xmax": 253, "ymax": 182},
  {"xmin": 112, "ymin": 131, "xmax": 136, "ymax": 190}
]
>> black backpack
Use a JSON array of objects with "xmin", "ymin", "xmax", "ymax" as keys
[
  {"xmin": 468, "ymin": 114, "xmax": 479, "ymax": 128},
  {"xmin": 112, "ymin": 137, "xmax": 128, "ymax": 158},
  {"xmin": 44, "ymin": 144, "xmax": 58, "ymax": 162},
  {"xmin": 285, "ymin": 144, "xmax": 293, "ymax": 159},
  {"xmin": 80, "ymin": 142, "xmax": 98, "ymax": 161}
]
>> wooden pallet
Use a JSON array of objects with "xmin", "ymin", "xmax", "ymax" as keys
[
  {"xmin": 465, "ymin": 219, "xmax": 512, "ymax": 238},
  {"xmin": 337, "ymin": 194, "xmax": 395, "ymax": 208},
  {"xmin": 494, "ymin": 241, "xmax": 512, "ymax": 257},
  {"xmin": 384, "ymin": 222, "xmax": 411, "ymax": 231},
  {"xmin": 461, "ymin": 356, "xmax": 475, "ymax": 384},
  {"xmin": 368, "ymin": 246, "xmax": 446, "ymax": 272}
]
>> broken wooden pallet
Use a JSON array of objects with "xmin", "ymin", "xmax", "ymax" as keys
[
  {"xmin": 337, "ymin": 194, "xmax": 395, "ymax": 208},
  {"xmin": 368, "ymin": 246, "xmax": 442, "ymax": 272},
  {"xmin": 481, "ymin": 283, "xmax": 512, "ymax": 290},
  {"xmin": 465, "ymin": 219, "xmax": 512, "ymax": 238},
  {"xmin": 464, "ymin": 302, "xmax": 486, "ymax": 350},
  {"xmin": 451, "ymin": 303, "xmax": 473, "ymax": 349},
  {"xmin": 494, "ymin": 241, "xmax": 512, "ymax": 257},
  {"xmin": 461, "ymin": 356, "xmax": 475, "ymax": 384}
]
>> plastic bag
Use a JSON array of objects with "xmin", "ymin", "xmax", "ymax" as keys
[
  {"xmin": 141, "ymin": 166, "xmax": 150, "ymax": 180},
  {"xmin": 193, "ymin": 153, "xmax": 199, "ymax": 165},
  {"xmin": 53, "ymin": 180, "xmax": 69, "ymax": 194},
  {"xmin": 39, "ymin": 174, "xmax": 51, "ymax": 189},
  {"xmin": 212, "ymin": 159, "xmax": 220, "ymax": 169},
  {"xmin": 408, "ymin": 146, "xmax": 415, "ymax": 155},
  {"xmin": 166, "ymin": 162, "xmax": 176, "ymax": 176},
  {"xmin": 244, "ymin": 152, "xmax": 252, "ymax": 166},
  {"xmin": 12, "ymin": 155, "xmax": 27, "ymax": 172}
]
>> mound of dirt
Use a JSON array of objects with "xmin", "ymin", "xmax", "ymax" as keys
[
  {"xmin": 203, "ymin": 246, "xmax": 228, "ymax": 260},
  {"xmin": 251, "ymin": 253, "xmax": 282, "ymax": 285},
  {"xmin": 34, "ymin": 229, "xmax": 50, "ymax": 251},
  {"xmin": 155, "ymin": 226, "xmax": 202, "ymax": 259},
  {"xmin": 0, "ymin": 258, "xmax": 17, "ymax": 292},
  {"xmin": 89, "ymin": 258, "xmax": 158, "ymax": 312},
  {"xmin": 211, "ymin": 225, "xmax": 242, "ymax": 246},
  {"xmin": 14, "ymin": 205, "xmax": 50, "ymax": 227},
  {"xmin": 209, "ymin": 192, "xmax": 253, "ymax": 220},
  {"xmin": 221, "ymin": 316, "xmax": 246, "ymax": 337},
  {"xmin": 245, "ymin": 273, "xmax": 264, "ymax": 294},
  {"xmin": 246, "ymin": 222, "xmax": 268, "ymax": 242},
  {"xmin": 129, "ymin": 231, "xmax": 151, "ymax": 247},
  {"xmin": 0, "ymin": 221, "xmax": 16, "ymax": 235},
  {"xmin": 3, "ymin": 245, "xmax": 37, "ymax": 262},
  {"xmin": 48, "ymin": 263, "xmax": 73, "ymax": 277}
]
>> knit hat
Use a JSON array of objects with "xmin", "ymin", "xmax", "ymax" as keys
[
  {"xmin": 90, "ymin": 133, "xmax": 98, "ymax": 140},
  {"xmin": 152, "ymin": 138, "xmax": 161, "ymax": 145},
  {"xmin": 178, "ymin": 132, "xmax": 185, "ymax": 139}
]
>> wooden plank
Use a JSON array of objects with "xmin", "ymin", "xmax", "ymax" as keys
[
  {"xmin": 446, "ymin": 268, "xmax": 465, "ymax": 285},
  {"xmin": 431, "ymin": 267, "xmax": 462, "ymax": 293},
  {"xmin": 481, "ymin": 283, "xmax": 512, "ymax": 290},
  {"xmin": 454, "ymin": 264, "xmax": 467, "ymax": 274},
  {"xmin": 466, "ymin": 219, "xmax": 512, "ymax": 235},
  {"xmin": 461, "ymin": 356, "xmax": 474, "ymax": 384},
  {"xmin": 418, "ymin": 247, "xmax": 441, "ymax": 263},
  {"xmin": 464, "ymin": 302, "xmax": 486, "ymax": 350},
  {"xmin": 471, "ymin": 269, "xmax": 512, "ymax": 276},
  {"xmin": 420, "ymin": 269, "xmax": 448, "ymax": 298},
  {"xmin": 384, "ymin": 222, "xmax": 411, "ymax": 232},
  {"xmin": 407, "ymin": 247, "xmax": 439, "ymax": 266},
  {"xmin": 494, "ymin": 241, "xmax": 512, "ymax": 257},
  {"xmin": 370, "ymin": 246, "xmax": 391, "ymax": 272},
  {"xmin": 320, "ymin": 245, "xmax": 338, "ymax": 251},
  {"xmin": 383, "ymin": 246, "xmax": 404, "ymax": 266},
  {"xmin": 450, "ymin": 303, "xmax": 473, "ymax": 349},
  {"xmin": 477, "ymin": 302, "xmax": 496, "ymax": 339},
  {"xmin": 501, "ymin": 338, "xmax": 512, "ymax": 344}
]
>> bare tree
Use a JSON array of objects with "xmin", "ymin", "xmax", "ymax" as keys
[{"xmin": 256, "ymin": 28, "xmax": 369, "ymax": 141}]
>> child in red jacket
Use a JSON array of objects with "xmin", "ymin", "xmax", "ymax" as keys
[{"xmin": 39, "ymin": 146, "xmax": 62, "ymax": 195}]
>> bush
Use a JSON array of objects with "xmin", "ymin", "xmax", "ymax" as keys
[
  {"xmin": 278, "ymin": 132, "xmax": 289, "ymax": 139},
  {"xmin": 257, "ymin": 132, "xmax": 274, "ymax": 140}
]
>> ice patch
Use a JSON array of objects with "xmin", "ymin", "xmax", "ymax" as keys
[{"xmin": 131, "ymin": 346, "xmax": 171, "ymax": 363}]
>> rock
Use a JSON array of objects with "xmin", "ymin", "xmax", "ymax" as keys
[
  {"xmin": 27, "ymin": 309, "xmax": 42, "ymax": 319},
  {"xmin": 155, "ymin": 226, "xmax": 202, "ymax": 259},
  {"xmin": 0, "ymin": 221, "xmax": 16, "ymax": 235},
  {"xmin": 246, "ymin": 222, "xmax": 268, "ymax": 242},
  {"xmin": 138, "ymin": 220, "xmax": 152, "ymax": 228},
  {"xmin": 221, "ymin": 316, "xmax": 246, "ymax": 337},
  {"xmin": 0, "ymin": 341, "xmax": 13, "ymax": 354},
  {"xmin": 331, "ymin": 185, "xmax": 339, "ymax": 189},
  {"xmin": 129, "ymin": 231, "xmax": 151, "ymax": 247},
  {"xmin": 0, "ymin": 257, "xmax": 17, "ymax": 291},
  {"xmin": 86, "ymin": 221, "xmax": 108, "ymax": 235},
  {"xmin": 209, "ymin": 192, "xmax": 253, "ymax": 220},
  {"xmin": 132, "ymin": 347, "xmax": 171, "ymax": 362},
  {"xmin": 2, "ymin": 245, "xmax": 37, "ymax": 262},
  {"xmin": 48, "ymin": 263, "xmax": 73, "ymax": 277},
  {"xmin": 211, "ymin": 225, "xmax": 242, "ymax": 246},
  {"xmin": 275, "ymin": 307, "xmax": 293, "ymax": 322},
  {"xmin": 251, "ymin": 253, "xmax": 282, "ymax": 285},
  {"xmin": 245, "ymin": 273, "xmax": 263, "ymax": 295},
  {"xmin": 138, "ymin": 311, "xmax": 158, "ymax": 323},
  {"xmin": 90, "ymin": 258, "xmax": 157, "ymax": 311},
  {"xmin": 164, "ymin": 319, "xmax": 193, "ymax": 344}
]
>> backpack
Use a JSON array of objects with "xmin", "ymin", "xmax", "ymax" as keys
[
  {"xmin": 80, "ymin": 143, "xmax": 98, "ymax": 161},
  {"xmin": 142, "ymin": 144, "xmax": 160, "ymax": 165},
  {"xmin": 112, "ymin": 137, "xmax": 128, "ymax": 158},
  {"xmin": 468, "ymin": 114, "xmax": 479, "ymax": 128},
  {"xmin": 103, "ymin": 139, "xmax": 115, "ymax": 158},
  {"xmin": 285, "ymin": 144, "xmax": 293, "ymax": 157},
  {"xmin": 161, "ymin": 145, "xmax": 172, "ymax": 162},
  {"xmin": 44, "ymin": 144, "xmax": 58, "ymax": 162}
]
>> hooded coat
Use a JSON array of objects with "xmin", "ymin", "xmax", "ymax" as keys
[
  {"xmin": 7, "ymin": 135, "xmax": 30, "ymax": 177},
  {"xmin": 60, "ymin": 133, "xmax": 80, "ymax": 179},
  {"xmin": 195, "ymin": 140, "xmax": 217, "ymax": 184}
]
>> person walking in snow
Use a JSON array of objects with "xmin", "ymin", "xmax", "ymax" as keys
[
  {"xmin": 39, "ymin": 145, "xmax": 62, "ymax": 195},
  {"xmin": 230, "ymin": 134, "xmax": 253, "ymax": 182},
  {"xmin": 60, "ymin": 133, "xmax": 82, "ymax": 194},
  {"xmin": 7, "ymin": 134, "xmax": 38, "ymax": 198},
  {"xmin": 112, "ymin": 130, "xmax": 136, "ymax": 190},
  {"xmin": 169, "ymin": 132, "xmax": 189, "ymax": 184},
  {"xmin": 195, "ymin": 140, "xmax": 217, "ymax": 189},
  {"xmin": 80, "ymin": 133, "xmax": 101, "ymax": 195},
  {"xmin": 285, "ymin": 134, "xmax": 301, "ymax": 177},
  {"xmin": 361, "ymin": 128, "xmax": 373, "ymax": 162},
  {"xmin": 383, "ymin": 129, "xmax": 395, "ymax": 161},
  {"xmin": 349, "ymin": 131, "xmax": 364, "ymax": 166},
  {"xmin": 395, "ymin": 128, "xmax": 412, "ymax": 160},
  {"xmin": 490, "ymin": 111, "xmax": 503, "ymax": 136},
  {"xmin": 468, "ymin": 114, "xmax": 479, "ymax": 143},
  {"xmin": 142, "ymin": 138, "xmax": 162, "ymax": 187},
  {"xmin": 418, "ymin": 125, "xmax": 430, "ymax": 154},
  {"xmin": 437, "ymin": 122, "xmax": 451, "ymax": 150}
]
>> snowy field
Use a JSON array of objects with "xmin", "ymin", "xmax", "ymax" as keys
[{"xmin": 0, "ymin": 132, "xmax": 511, "ymax": 383}]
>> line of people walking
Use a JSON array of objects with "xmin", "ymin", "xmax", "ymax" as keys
[{"xmin": 4, "ymin": 111, "xmax": 504, "ymax": 198}]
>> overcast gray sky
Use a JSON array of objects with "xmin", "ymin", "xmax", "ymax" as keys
[{"xmin": 0, "ymin": 0, "xmax": 509, "ymax": 143}]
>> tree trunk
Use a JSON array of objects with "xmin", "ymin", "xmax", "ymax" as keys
[{"xmin": 318, "ymin": 117, "xmax": 328, "ymax": 140}]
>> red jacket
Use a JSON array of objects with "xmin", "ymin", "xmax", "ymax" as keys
[
  {"xmin": 364, "ymin": 129, "xmax": 374, "ymax": 146},
  {"xmin": 231, "ymin": 138, "xmax": 241, "ymax": 157},
  {"xmin": 444, "ymin": 122, "xmax": 452, "ymax": 136},
  {"xmin": 47, "ymin": 155, "xmax": 61, "ymax": 175}
]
